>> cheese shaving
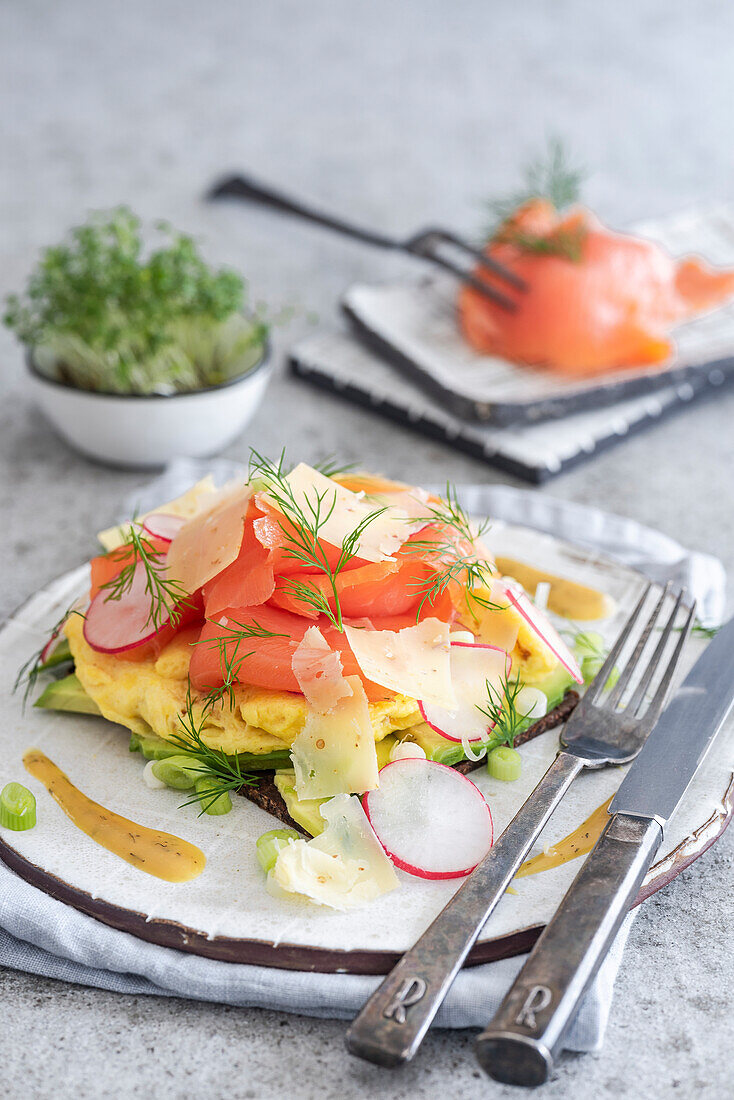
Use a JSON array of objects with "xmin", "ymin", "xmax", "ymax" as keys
[
  {"xmin": 165, "ymin": 482, "xmax": 252, "ymax": 594},
  {"xmin": 270, "ymin": 463, "xmax": 412, "ymax": 563},
  {"xmin": 369, "ymin": 486, "xmax": 431, "ymax": 524},
  {"xmin": 291, "ymin": 676, "xmax": 378, "ymax": 799},
  {"xmin": 344, "ymin": 618, "xmax": 456, "ymax": 708},
  {"xmin": 267, "ymin": 794, "xmax": 398, "ymax": 910},
  {"xmin": 96, "ymin": 477, "xmax": 218, "ymax": 552},
  {"xmin": 291, "ymin": 626, "xmax": 353, "ymax": 713}
]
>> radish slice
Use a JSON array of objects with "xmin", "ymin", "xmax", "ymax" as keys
[
  {"xmin": 363, "ymin": 759, "xmax": 493, "ymax": 879},
  {"xmin": 418, "ymin": 642, "xmax": 510, "ymax": 742},
  {"xmin": 504, "ymin": 587, "xmax": 583, "ymax": 683},
  {"xmin": 83, "ymin": 560, "xmax": 169, "ymax": 654},
  {"xmin": 142, "ymin": 513, "xmax": 187, "ymax": 544},
  {"xmin": 40, "ymin": 625, "xmax": 64, "ymax": 664}
]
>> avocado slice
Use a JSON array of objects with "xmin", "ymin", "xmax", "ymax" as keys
[
  {"xmin": 274, "ymin": 770, "xmax": 326, "ymax": 837},
  {"xmin": 128, "ymin": 731, "xmax": 184, "ymax": 761},
  {"xmin": 375, "ymin": 734, "xmax": 397, "ymax": 769},
  {"xmin": 522, "ymin": 663, "xmax": 575, "ymax": 710},
  {"xmin": 34, "ymin": 673, "xmax": 101, "ymax": 715},
  {"xmin": 272, "ymin": 736, "xmax": 397, "ymax": 837},
  {"xmin": 128, "ymin": 729, "xmax": 292, "ymax": 771},
  {"xmin": 404, "ymin": 722, "xmax": 467, "ymax": 766}
]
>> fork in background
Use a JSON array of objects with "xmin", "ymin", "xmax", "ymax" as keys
[
  {"xmin": 207, "ymin": 173, "xmax": 526, "ymax": 311},
  {"xmin": 345, "ymin": 582, "xmax": 695, "ymax": 1069}
]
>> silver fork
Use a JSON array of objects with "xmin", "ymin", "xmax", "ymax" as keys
[
  {"xmin": 346, "ymin": 582, "xmax": 695, "ymax": 1068},
  {"xmin": 207, "ymin": 172, "xmax": 527, "ymax": 310}
]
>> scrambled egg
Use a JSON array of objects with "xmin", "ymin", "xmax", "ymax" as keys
[{"xmin": 65, "ymin": 615, "xmax": 422, "ymax": 757}]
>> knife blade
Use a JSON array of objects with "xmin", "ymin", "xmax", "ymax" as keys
[
  {"xmin": 611, "ymin": 615, "xmax": 734, "ymax": 825},
  {"xmin": 475, "ymin": 618, "xmax": 734, "ymax": 1086}
]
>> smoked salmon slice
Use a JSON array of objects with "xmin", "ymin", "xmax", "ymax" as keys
[
  {"xmin": 251, "ymin": 496, "xmax": 367, "ymax": 575},
  {"xmin": 459, "ymin": 199, "xmax": 734, "ymax": 375},
  {"xmin": 190, "ymin": 604, "xmax": 309, "ymax": 693},
  {"xmin": 202, "ymin": 506, "xmax": 275, "ymax": 616},
  {"xmin": 190, "ymin": 604, "xmax": 391, "ymax": 700},
  {"xmin": 269, "ymin": 557, "xmax": 435, "ymax": 620}
]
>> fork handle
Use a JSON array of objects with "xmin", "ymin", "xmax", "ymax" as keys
[
  {"xmin": 345, "ymin": 750, "xmax": 586, "ymax": 1068},
  {"xmin": 207, "ymin": 172, "xmax": 400, "ymax": 250},
  {"xmin": 475, "ymin": 813, "xmax": 662, "ymax": 1086}
]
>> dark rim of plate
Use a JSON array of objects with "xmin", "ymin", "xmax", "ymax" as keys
[{"xmin": 25, "ymin": 332, "xmax": 271, "ymax": 401}]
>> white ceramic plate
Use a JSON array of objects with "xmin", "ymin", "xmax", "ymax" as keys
[{"xmin": 1, "ymin": 529, "xmax": 731, "ymax": 974}]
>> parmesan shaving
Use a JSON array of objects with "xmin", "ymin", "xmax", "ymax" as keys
[
  {"xmin": 165, "ymin": 482, "xmax": 252, "ymax": 594},
  {"xmin": 96, "ymin": 477, "xmax": 218, "ymax": 552},
  {"xmin": 344, "ymin": 618, "xmax": 456, "ymax": 709},
  {"xmin": 291, "ymin": 676, "xmax": 378, "ymax": 799},
  {"xmin": 267, "ymin": 794, "xmax": 398, "ymax": 910},
  {"xmin": 291, "ymin": 626, "xmax": 353, "ymax": 713},
  {"xmin": 270, "ymin": 463, "xmax": 412, "ymax": 563}
]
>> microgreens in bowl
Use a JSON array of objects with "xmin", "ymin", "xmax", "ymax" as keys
[{"xmin": 4, "ymin": 207, "xmax": 268, "ymax": 395}]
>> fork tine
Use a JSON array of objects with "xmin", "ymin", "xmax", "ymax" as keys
[
  {"xmin": 433, "ymin": 231, "xmax": 528, "ymax": 292},
  {"xmin": 584, "ymin": 582, "xmax": 653, "ymax": 704},
  {"xmin": 633, "ymin": 597, "xmax": 696, "ymax": 722},
  {"xmin": 426, "ymin": 252, "xmax": 518, "ymax": 311},
  {"xmin": 624, "ymin": 587, "xmax": 684, "ymax": 715},
  {"xmin": 605, "ymin": 583, "xmax": 671, "ymax": 709}
]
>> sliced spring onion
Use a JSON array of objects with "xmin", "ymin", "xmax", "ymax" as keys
[
  {"xmin": 256, "ymin": 828, "xmax": 301, "ymax": 872},
  {"xmin": 573, "ymin": 631, "xmax": 605, "ymax": 660},
  {"xmin": 514, "ymin": 686, "xmax": 548, "ymax": 721},
  {"xmin": 150, "ymin": 755, "xmax": 198, "ymax": 790},
  {"xmin": 534, "ymin": 582, "xmax": 551, "ymax": 612},
  {"xmin": 0, "ymin": 782, "xmax": 37, "ymax": 831},
  {"xmin": 462, "ymin": 737, "xmax": 489, "ymax": 763},
  {"xmin": 142, "ymin": 759, "xmax": 167, "ymax": 790},
  {"xmin": 389, "ymin": 740, "xmax": 427, "ymax": 762},
  {"xmin": 194, "ymin": 777, "xmax": 232, "ymax": 816},
  {"xmin": 487, "ymin": 746, "xmax": 522, "ymax": 782},
  {"xmin": 581, "ymin": 656, "xmax": 620, "ymax": 689}
]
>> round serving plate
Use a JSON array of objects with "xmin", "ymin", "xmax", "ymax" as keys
[{"xmin": 1, "ymin": 527, "xmax": 731, "ymax": 975}]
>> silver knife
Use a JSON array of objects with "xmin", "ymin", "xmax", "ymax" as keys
[{"xmin": 474, "ymin": 616, "xmax": 734, "ymax": 1086}]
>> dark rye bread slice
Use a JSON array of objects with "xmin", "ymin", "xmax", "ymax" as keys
[{"xmin": 236, "ymin": 689, "xmax": 580, "ymax": 832}]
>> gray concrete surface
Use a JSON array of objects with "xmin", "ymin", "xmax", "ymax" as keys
[{"xmin": 1, "ymin": 1, "xmax": 733, "ymax": 1096}]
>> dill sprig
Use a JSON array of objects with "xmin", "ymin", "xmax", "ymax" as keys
[
  {"xmin": 170, "ymin": 683, "xmax": 258, "ymax": 814},
  {"xmin": 691, "ymin": 621, "xmax": 720, "ymax": 641},
  {"xmin": 488, "ymin": 138, "xmax": 584, "ymax": 227},
  {"xmin": 476, "ymin": 672, "xmax": 532, "ymax": 749},
  {"xmin": 248, "ymin": 449, "xmax": 387, "ymax": 631},
  {"xmin": 494, "ymin": 221, "xmax": 587, "ymax": 263},
  {"xmin": 312, "ymin": 456, "xmax": 357, "ymax": 479},
  {"xmin": 14, "ymin": 607, "xmax": 79, "ymax": 708},
  {"xmin": 408, "ymin": 553, "xmax": 499, "ymax": 622},
  {"xmin": 193, "ymin": 615, "xmax": 288, "ymax": 713},
  {"xmin": 401, "ymin": 483, "xmax": 501, "ymax": 622},
  {"xmin": 100, "ymin": 521, "xmax": 192, "ymax": 632},
  {"xmin": 485, "ymin": 138, "xmax": 586, "ymax": 261}
]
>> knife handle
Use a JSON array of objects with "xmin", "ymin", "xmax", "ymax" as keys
[
  {"xmin": 345, "ymin": 750, "xmax": 586, "ymax": 1068},
  {"xmin": 475, "ymin": 813, "xmax": 662, "ymax": 1087}
]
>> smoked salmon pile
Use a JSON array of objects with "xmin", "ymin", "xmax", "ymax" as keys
[
  {"xmin": 83, "ymin": 467, "xmax": 467, "ymax": 703},
  {"xmin": 459, "ymin": 198, "xmax": 734, "ymax": 376}
]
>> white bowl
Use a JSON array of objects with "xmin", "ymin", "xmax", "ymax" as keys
[{"xmin": 26, "ymin": 344, "xmax": 272, "ymax": 469}]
